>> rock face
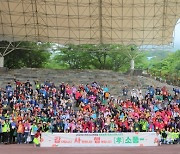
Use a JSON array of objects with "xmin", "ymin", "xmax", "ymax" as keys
[{"xmin": 0, "ymin": 68, "xmax": 178, "ymax": 96}]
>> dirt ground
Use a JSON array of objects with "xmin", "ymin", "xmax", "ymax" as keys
[{"xmin": 0, "ymin": 144, "xmax": 179, "ymax": 154}]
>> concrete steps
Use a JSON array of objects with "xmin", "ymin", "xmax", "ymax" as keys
[{"xmin": 0, "ymin": 68, "xmax": 178, "ymax": 96}]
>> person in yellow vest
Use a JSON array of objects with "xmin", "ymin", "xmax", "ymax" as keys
[
  {"xmin": 0, "ymin": 118, "xmax": 3, "ymax": 143},
  {"xmin": 173, "ymin": 129, "xmax": 179, "ymax": 144},
  {"xmin": 2, "ymin": 118, "xmax": 10, "ymax": 144},
  {"xmin": 166, "ymin": 128, "xmax": 174, "ymax": 144}
]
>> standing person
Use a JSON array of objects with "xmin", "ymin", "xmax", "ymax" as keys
[
  {"xmin": 2, "ymin": 118, "xmax": 10, "ymax": 144},
  {"xmin": 0, "ymin": 119, "xmax": 3, "ymax": 143},
  {"xmin": 75, "ymin": 90, "xmax": 82, "ymax": 107},
  {"xmin": 34, "ymin": 80, "xmax": 40, "ymax": 92},
  {"xmin": 60, "ymin": 82, "xmax": 66, "ymax": 98},
  {"xmin": 148, "ymin": 86, "xmax": 155, "ymax": 98},
  {"xmin": 9, "ymin": 119, "xmax": 16, "ymax": 144},
  {"xmin": 30, "ymin": 122, "xmax": 38, "ymax": 142},
  {"xmin": 42, "ymin": 122, "xmax": 49, "ymax": 132},
  {"xmin": 140, "ymin": 118, "xmax": 148, "ymax": 132},
  {"xmin": 137, "ymin": 88, "xmax": 143, "ymax": 101},
  {"xmin": 24, "ymin": 120, "xmax": 31, "ymax": 143},
  {"xmin": 134, "ymin": 118, "xmax": 140, "ymax": 132},
  {"xmin": 33, "ymin": 129, "xmax": 41, "ymax": 147},
  {"xmin": 161, "ymin": 86, "xmax": 168, "ymax": 100},
  {"xmin": 131, "ymin": 89, "xmax": 137, "ymax": 103},
  {"xmin": 122, "ymin": 86, "xmax": 128, "ymax": 99},
  {"xmin": 17, "ymin": 120, "xmax": 24, "ymax": 144},
  {"xmin": 155, "ymin": 87, "xmax": 161, "ymax": 95},
  {"xmin": 103, "ymin": 85, "xmax": 109, "ymax": 100},
  {"xmin": 156, "ymin": 131, "xmax": 162, "ymax": 146}
]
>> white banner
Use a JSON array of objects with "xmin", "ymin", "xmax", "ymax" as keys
[{"xmin": 40, "ymin": 132, "xmax": 158, "ymax": 147}]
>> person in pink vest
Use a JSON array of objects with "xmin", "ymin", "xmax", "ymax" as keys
[{"xmin": 24, "ymin": 120, "xmax": 31, "ymax": 143}]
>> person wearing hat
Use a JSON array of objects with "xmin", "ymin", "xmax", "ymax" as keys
[
  {"xmin": 110, "ymin": 119, "xmax": 116, "ymax": 132},
  {"xmin": 41, "ymin": 121, "xmax": 49, "ymax": 132}
]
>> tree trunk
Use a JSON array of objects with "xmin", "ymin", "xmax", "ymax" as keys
[{"xmin": 103, "ymin": 53, "xmax": 107, "ymax": 69}]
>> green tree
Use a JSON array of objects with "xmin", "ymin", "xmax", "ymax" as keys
[
  {"xmin": 53, "ymin": 44, "xmax": 141, "ymax": 72},
  {"xmin": 0, "ymin": 41, "xmax": 51, "ymax": 69},
  {"xmin": 54, "ymin": 44, "xmax": 93, "ymax": 69},
  {"xmin": 148, "ymin": 50, "xmax": 180, "ymax": 85}
]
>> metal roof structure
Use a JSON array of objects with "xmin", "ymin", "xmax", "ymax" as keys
[{"xmin": 0, "ymin": 0, "xmax": 180, "ymax": 47}]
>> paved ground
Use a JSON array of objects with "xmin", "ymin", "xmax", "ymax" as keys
[{"xmin": 0, "ymin": 144, "xmax": 179, "ymax": 154}]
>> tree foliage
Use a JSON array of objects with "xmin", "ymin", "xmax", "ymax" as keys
[
  {"xmin": 2, "ymin": 40, "xmax": 179, "ymax": 84},
  {"xmin": 0, "ymin": 41, "xmax": 51, "ymax": 69},
  {"xmin": 53, "ymin": 44, "xmax": 141, "ymax": 72},
  {"xmin": 149, "ymin": 50, "xmax": 180, "ymax": 78}
]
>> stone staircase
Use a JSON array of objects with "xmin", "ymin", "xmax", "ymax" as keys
[{"xmin": 0, "ymin": 68, "xmax": 178, "ymax": 96}]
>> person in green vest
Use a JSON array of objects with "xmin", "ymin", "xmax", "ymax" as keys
[
  {"xmin": 34, "ymin": 80, "xmax": 40, "ymax": 92},
  {"xmin": 41, "ymin": 122, "xmax": 49, "ymax": 132},
  {"xmin": 134, "ymin": 118, "xmax": 140, "ymax": 132},
  {"xmin": 110, "ymin": 119, "xmax": 116, "ymax": 132},
  {"xmin": 166, "ymin": 128, "xmax": 174, "ymax": 144},
  {"xmin": 30, "ymin": 122, "xmax": 38, "ymax": 143},
  {"xmin": 2, "ymin": 118, "xmax": 10, "ymax": 144},
  {"xmin": 140, "ymin": 118, "xmax": 148, "ymax": 132},
  {"xmin": 142, "ymin": 120, "xmax": 148, "ymax": 132},
  {"xmin": 0, "ymin": 119, "xmax": 2, "ymax": 143},
  {"xmin": 173, "ymin": 129, "xmax": 179, "ymax": 144}
]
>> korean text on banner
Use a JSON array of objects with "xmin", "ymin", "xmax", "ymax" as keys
[{"xmin": 40, "ymin": 132, "xmax": 158, "ymax": 147}]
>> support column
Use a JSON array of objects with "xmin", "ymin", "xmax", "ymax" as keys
[
  {"xmin": 130, "ymin": 59, "xmax": 134, "ymax": 70},
  {"xmin": 0, "ymin": 57, "xmax": 4, "ymax": 68},
  {"xmin": 99, "ymin": 0, "xmax": 103, "ymax": 44}
]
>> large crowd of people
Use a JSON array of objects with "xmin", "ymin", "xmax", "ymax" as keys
[{"xmin": 0, "ymin": 79, "xmax": 179, "ymax": 145}]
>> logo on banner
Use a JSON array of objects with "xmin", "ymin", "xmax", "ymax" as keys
[{"xmin": 54, "ymin": 137, "xmax": 61, "ymax": 143}]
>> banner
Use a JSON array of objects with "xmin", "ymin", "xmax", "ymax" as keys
[{"xmin": 40, "ymin": 132, "xmax": 158, "ymax": 147}]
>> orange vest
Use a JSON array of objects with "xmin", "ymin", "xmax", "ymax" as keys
[{"xmin": 17, "ymin": 124, "xmax": 24, "ymax": 133}]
